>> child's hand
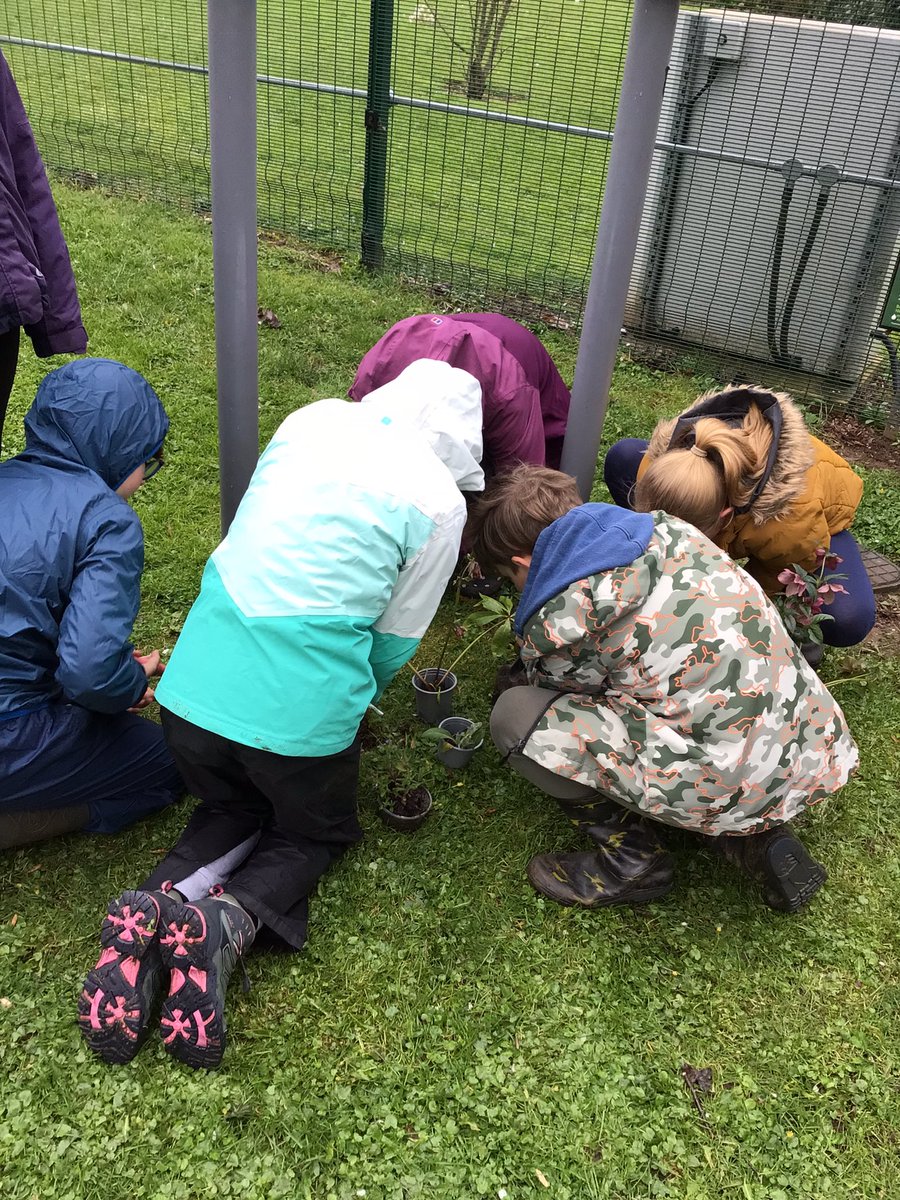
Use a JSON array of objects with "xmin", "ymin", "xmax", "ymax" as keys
[
  {"xmin": 129, "ymin": 685, "xmax": 156, "ymax": 712},
  {"xmin": 133, "ymin": 649, "xmax": 165, "ymax": 679}
]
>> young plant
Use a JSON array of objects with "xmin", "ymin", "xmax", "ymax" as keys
[
  {"xmin": 420, "ymin": 720, "xmax": 483, "ymax": 751},
  {"xmin": 409, "ymin": 591, "xmax": 516, "ymax": 691},
  {"xmin": 772, "ymin": 549, "xmax": 848, "ymax": 647}
]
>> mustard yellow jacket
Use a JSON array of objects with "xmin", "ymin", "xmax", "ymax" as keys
[{"xmin": 638, "ymin": 387, "xmax": 863, "ymax": 595}]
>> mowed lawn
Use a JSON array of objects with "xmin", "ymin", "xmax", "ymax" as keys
[
  {"xmin": 1, "ymin": 185, "xmax": 900, "ymax": 1199},
  {"xmin": 2, "ymin": 0, "xmax": 630, "ymax": 314}
]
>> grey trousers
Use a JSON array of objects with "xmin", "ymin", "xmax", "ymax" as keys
[
  {"xmin": 490, "ymin": 686, "xmax": 597, "ymax": 802},
  {"xmin": 0, "ymin": 804, "xmax": 89, "ymax": 850}
]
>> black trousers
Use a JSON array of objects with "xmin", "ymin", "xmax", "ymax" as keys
[
  {"xmin": 0, "ymin": 327, "xmax": 21, "ymax": 440},
  {"xmin": 144, "ymin": 710, "xmax": 363, "ymax": 949}
]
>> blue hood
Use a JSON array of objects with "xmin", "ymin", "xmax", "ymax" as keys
[
  {"xmin": 515, "ymin": 503, "xmax": 655, "ymax": 634},
  {"xmin": 23, "ymin": 358, "xmax": 168, "ymax": 490}
]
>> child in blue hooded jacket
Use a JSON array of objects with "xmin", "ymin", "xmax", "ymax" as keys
[{"xmin": 0, "ymin": 358, "xmax": 182, "ymax": 849}]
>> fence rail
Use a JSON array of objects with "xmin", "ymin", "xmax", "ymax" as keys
[{"xmin": 4, "ymin": 1, "xmax": 900, "ymax": 405}]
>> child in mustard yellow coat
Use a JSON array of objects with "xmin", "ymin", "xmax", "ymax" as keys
[{"xmin": 603, "ymin": 385, "xmax": 874, "ymax": 647}]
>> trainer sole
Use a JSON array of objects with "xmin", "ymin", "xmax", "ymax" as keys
[
  {"xmin": 158, "ymin": 903, "xmax": 226, "ymax": 1070},
  {"xmin": 78, "ymin": 890, "xmax": 164, "ymax": 1065}
]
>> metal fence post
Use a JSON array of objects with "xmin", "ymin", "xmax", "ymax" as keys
[
  {"xmin": 362, "ymin": 0, "xmax": 395, "ymax": 269},
  {"xmin": 560, "ymin": 0, "xmax": 680, "ymax": 500},
  {"xmin": 207, "ymin": 0, "xmax": 259, "ymax": 533}
]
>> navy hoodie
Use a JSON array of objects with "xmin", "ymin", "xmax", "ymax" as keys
[
  {"xmin": 0, "ymin": 358, "xmax": 168, "ymax": 717},
  {"xmin": 515, "ymin": 503, "xmax": 654, "ymax": 635}
]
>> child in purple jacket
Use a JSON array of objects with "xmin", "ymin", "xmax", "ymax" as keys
[
  {"xmin": 350, "ymin": 313, "xmax": 570, "ymax": 474},
  {"xmin": 0, "ymin": 50, "xmax": 88, "ymax": 436}
]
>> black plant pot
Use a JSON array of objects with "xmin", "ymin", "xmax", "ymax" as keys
[
  {"xmin": 378, "ymin": 787, "xmax": 433, "ymax": 832},
  {"xmin": 411, "ymin": 669, "xmax": 458, "ymax": 724}
]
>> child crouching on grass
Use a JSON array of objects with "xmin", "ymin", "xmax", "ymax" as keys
[
  {"xmin": 469, "ymin": 466, "xmax": 858, "ymax": 913},
  {"xmin": 78, "ymin": 360, "xmax": 484, "ymax": 1070}
]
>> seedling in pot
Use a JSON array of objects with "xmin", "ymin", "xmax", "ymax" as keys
[
  {"xmin": 420, "ymin": 719, "xmax": 483, "ymax": 752},
  {"xmin": 409, "ymin": 592, "xmax": 516, "ymax": 693},
  {"xmin": 421, "ymin": 717, "xmax": 484, "ymax": 770},
  {"xmin": 379, "ymin": 782, "xmax": 433, "ymax": 831}
]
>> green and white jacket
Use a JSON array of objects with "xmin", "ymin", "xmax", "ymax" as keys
[{"xmin": 157, "ymin": 361, "xmax": 484, "ymax": 756}]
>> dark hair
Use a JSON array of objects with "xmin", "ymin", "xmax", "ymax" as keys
[{"xmin": 468, "ymin": 465, "xmax": 583, "ymax": 574}]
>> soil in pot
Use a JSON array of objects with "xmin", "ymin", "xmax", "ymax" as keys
[{"xmin": 379, "ymin": 785, "xmax": 433, "ymax": 831}]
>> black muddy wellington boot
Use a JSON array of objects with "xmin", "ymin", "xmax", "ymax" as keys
[
  {"xmin": 527, "ymin": 796, "xmax": 675, "ymax": 908},
  {"xmin": 715, "ymin": 825, "xmax": 826, "ymax": 913}
]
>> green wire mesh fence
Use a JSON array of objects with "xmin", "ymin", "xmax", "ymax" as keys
[{"xmin": 4, "ymin": 0, "xmax": 900, "ymax": 408}]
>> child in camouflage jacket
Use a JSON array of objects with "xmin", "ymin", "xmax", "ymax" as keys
[{"xmin": 470, "ymin": 466, "xmax": 859, "ymax": 913}]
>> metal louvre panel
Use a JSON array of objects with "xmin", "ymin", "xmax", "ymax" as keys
[{"xmin": 628, "ymin": 8, "xmax": 900, "ymax": 391}]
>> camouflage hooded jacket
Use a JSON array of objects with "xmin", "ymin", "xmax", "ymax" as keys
[{"xmin": 517, "ymin": 511, "xmax": 858, "ymax": 836}]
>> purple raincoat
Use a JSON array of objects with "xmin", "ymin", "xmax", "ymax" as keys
[
  {"xmin": 350, "ymin": 313, "xmax": 570, "ymax": 473},
  {"xmin": 0, "ymin": 51, "xmax": 87, "ymax": 357}
]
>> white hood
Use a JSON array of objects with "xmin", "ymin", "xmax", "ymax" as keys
[{"xmin": 358, "ymin": 359, "xmax": 484, "ymax": 492}]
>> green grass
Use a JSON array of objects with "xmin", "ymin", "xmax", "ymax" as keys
[
  {"xmin": 2, "ymin": 185, "xmax": 900, "ymax": 1199},
  {"xmin": 2, "ymin": 0, "xmax": 631, "ymax": 316}
]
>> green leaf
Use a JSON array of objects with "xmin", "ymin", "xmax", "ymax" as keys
[
  {"xmin": 491, "ymin": 620, "xmax": 513, "ymax": 657},
  {"xmin": 479, "ymin": 595, "xmax": 508, "ymax": 615}
]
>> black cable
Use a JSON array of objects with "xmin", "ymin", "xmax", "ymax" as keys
[
  {"xmin": 778, "ymin": 186, "xmax": 832, "ymax": 363},
  {"xmin": 870, "ymin": 328, "xmax": 900, "ymax": 410},
  {"xmin": 766, "ymin": 183, "xmax": 795, "ymax": 361}
]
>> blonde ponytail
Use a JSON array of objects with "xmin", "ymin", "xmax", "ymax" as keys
[{"xmin": 633, "ymin": 403, "xmax": 773, "ymax": 536}]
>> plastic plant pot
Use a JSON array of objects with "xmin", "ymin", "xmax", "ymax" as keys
[
  {"xmin": 378, "ymin": 786, "xmax": 433, "ymax": 832},
  {"xmin": 434, "ymin": 716, "xmax": 484, "ymax": 770},
  {"xmin": 411, "ymin": 669, "xmax": 458, "ymax": 724}
]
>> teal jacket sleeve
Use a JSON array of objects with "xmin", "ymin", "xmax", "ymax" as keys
[{"xmin": 369, "ymin": 629, "xmax": 420, "ymax": 700}]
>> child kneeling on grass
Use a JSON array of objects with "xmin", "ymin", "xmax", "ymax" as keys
[
  {"xmin": 79, "ymin": 360, "xmax": 484, "ymax": 1070},
  {"xmin": 0, "ymin": 359, "xmax": 181, "ymax": 850},
  {"xmin": 470, "ymin": 466, "xmax": 858, "ymax": 913}
]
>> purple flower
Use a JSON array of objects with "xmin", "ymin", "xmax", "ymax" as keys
[
  {"xmin": 814, "ymin": 546, "xmax": 843, "ymax": 570},
  {"xmin": 817, "ymin": 582, "xmax": 847, "ymax": 603},
  {"xmin": 777, "ymin": 568, "xmax": 807, "ymax": 597}
]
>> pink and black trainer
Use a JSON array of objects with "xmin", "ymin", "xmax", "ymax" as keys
[
  {"xmin": 78, "ymin": 885, "xmax": 181, "ymax": 1065},
  {"xmin": 158, "ymin": 890, "xmax": 256, "ymax": 1070}
]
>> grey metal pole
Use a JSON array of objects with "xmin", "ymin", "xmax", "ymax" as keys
[
  {"xmin": 560, "ymin": 0, "xmax": 680, "ymax": 499},
  {"xmin": 208, "ymin": 0, "xmax": 259, "ymax": 533}
]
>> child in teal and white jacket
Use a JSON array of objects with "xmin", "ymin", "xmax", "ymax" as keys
[{"xmin": 79, "ymin": 359, "xmax": 484, "ymax": 1071}]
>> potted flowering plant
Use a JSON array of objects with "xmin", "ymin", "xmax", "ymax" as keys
[{"xmin": 772, "ymin": 548, "xmax": 848, "ymax": 654}]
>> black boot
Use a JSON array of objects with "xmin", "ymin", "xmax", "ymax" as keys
[
  {"xmin": 800, "ymin": 641, "xmax": 824, "ymax": 670},
  {"xmin": 158, "ymin": 890, "xmax": 257, "ymax": 1069},
  {"xmin": 527, "ymin": 796, "xmax": 675, "ymax": 908},
  {"xmin": 715, "ymin": 825, "xmax": 826, "ymax": 912},
  {"xmin": 491, "ymin": 657, "xmax": 529, "ymax": 706}
]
